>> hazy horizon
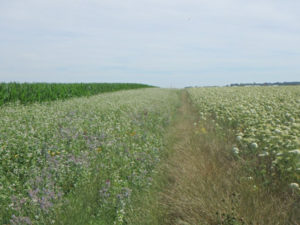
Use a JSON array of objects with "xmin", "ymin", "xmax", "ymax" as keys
[{"xmin": 1, "ymin": 0, "xmax": 300, "ymax": 88}]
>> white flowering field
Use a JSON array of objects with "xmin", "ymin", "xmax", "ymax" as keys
[
  {"xmin": 187, "ymin": 86, "xmax": 300, "ymax": 191},
  {"xmin": 0, "ymin": 88, "xmax": 179, "ymax": 225}
]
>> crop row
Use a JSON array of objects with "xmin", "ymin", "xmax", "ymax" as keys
[
  {"xmin": 0, "ymin": 88, "xmax": 179, "ymax": 224},
  {"xmin": 187, "ymin": 86, "xmax": 300, "ymax": 191},
  {"xmin": 0, "ymin": 82, "xmax": 152, "ymax": 106}
]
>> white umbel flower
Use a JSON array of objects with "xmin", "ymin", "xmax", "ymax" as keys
[
  {"xmin": 232, "ymin": 147, "xmax": 239, "ymax": 155},
  {"xmin": 289, "ymin": 183, "xmax": 299, "ymax": 190},
  {"xmin": 250, "ymin": 142, "xmax": 258, "ymax": 149},
  {"xmin": 236, "ymin": 136, "xmax": 242, "ymax": 141},
  {"xmin": 274, "ymin": 129, "xmax": 282, "ymax": 134},
  {"xmin": 258, "ymin": 152, "xmax": 269, "ymax": 157},
  {"xmin": 288, "ymin": 149, "xmax": 300, "ymax": 155}
]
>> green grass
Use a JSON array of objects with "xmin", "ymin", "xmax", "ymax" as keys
[{"xmin": 0, "ymin": 82, "xmax": 153, "ymax": 106}]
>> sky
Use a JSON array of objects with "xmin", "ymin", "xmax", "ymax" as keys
[{"xmin": 0, "ymin": 0, "xmax": 300, "ymax": 87}]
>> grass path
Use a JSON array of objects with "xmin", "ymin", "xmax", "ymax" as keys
[{"xmin": 161, "ymin": 90, "xmax": 202, "ymax": 224}]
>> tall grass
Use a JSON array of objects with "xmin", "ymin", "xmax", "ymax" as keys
[
  {"xmin": 0, "ymin": 82, "xmax": 152, "ymax": 106},
  {"xmin": 162, "ymin": 120, "xmax": 299, "ymax": 224}
]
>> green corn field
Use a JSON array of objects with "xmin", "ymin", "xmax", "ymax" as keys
[{"xmin": 0, "ymin": 83, "xmax": 152, "ymax": 106}]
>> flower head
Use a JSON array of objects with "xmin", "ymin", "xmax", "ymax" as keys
[
  {"xmin": 236, "ymin": 136, "xmax": 242, "ymax": 141},
  {"xmin": 258, "ymin": 151, "xmax": 269, "ymax": 157},
  {"xmin": 232, "ymin": 147, "xmax": 239, "ymax": 155},
  {"xmin": 289, "ymin": 183, "xmax": 299, "ymax": 190},
  {"xmin": 288, "ymin": 149, "xmax": 300, "ymax": 155},
  {"xmin": 250, "ymin": 142, "xmax": 258, "ymax": 149}
]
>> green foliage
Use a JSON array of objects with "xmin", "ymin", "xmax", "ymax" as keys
[
  {"xmin": 0, "ymin": 82, "xmax": 152, "ymax": 105},
  {"xmin": 0, "ymin": 88, "xmax": 179, "ymax": 225},
  {"xmin": 187, "ymin": 86, "xmax": 300, "ymax": 192}
]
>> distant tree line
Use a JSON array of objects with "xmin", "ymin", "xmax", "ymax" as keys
[{"xmin": 228, "ymin": 81, "xmax": 300, "ymax": 87}]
